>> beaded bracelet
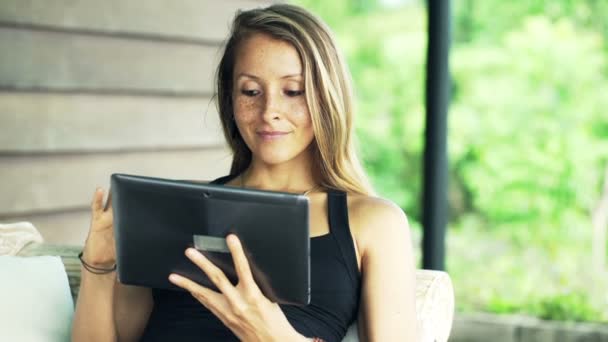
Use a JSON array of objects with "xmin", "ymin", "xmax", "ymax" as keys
[{"xmin": 77, "ymin": 251, "xmax": 117, "ymax": 274}]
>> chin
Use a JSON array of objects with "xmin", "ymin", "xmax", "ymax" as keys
[
  {"xmin": 256, "ymin": 153, "xmax": 296, "ymax": 166},
  {"xmin": 252, "ymin": 146, "xmax": 304, "ymax": 166}
]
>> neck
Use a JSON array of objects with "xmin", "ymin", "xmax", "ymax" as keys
[{"xmin": 241, "ymin": 150, "xmax": 319, "ymax": 193}]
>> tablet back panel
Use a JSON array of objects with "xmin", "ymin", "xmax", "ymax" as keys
[{"xmin": 111, "ymin": 173, "xmax": 310, "ymax": 305}]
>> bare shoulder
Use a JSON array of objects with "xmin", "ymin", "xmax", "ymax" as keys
[
  {"xmin": 346, "ymin": 194, "xmax": 411, "ymax": 254},
  {"xmin": 347, "ymin": 194, "xmax": 407, "ymax": 224}
]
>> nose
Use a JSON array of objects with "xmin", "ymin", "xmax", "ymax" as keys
[{"xmin": 261, "ymin": 90, "xmax": 282, "ymax": 122}]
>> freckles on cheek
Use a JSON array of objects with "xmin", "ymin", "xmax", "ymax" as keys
[{"xmin": 234, "ymin": 97, "xmax": 260, "ymax": 120}]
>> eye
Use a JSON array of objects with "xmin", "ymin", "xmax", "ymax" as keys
[
  {"xmin": 285, "ymin": 90, "xmax": 305, "ymax": 97},
  {"xmin": 241, "ymin": 89, "xmax": 260, "ymax": 97}
]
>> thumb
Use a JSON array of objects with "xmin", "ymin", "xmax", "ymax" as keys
[
  {"xmin": 91, "ymin": 187, "xmax": 105, "ymax": 214},
  {"xmin": 104, "ymin": 190, "xmax": 113, "ymax": 212}
]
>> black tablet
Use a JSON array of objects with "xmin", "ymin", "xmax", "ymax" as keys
[{"xmin": 110, "ymin": 173, "xmax": 310, "ymax": 305}]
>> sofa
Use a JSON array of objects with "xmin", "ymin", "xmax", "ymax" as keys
[{"xmin": 10, "ymin": 243, "xmax": 454, "ymax": 341}]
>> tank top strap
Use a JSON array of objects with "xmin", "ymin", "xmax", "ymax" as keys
[{"xmin": 327, "ymin": 190, "xmax": 360, "ymax": 284}]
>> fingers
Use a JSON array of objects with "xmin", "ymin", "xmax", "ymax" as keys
[
  {"xmin": 169, "ymin": 273, "xmax": 219, "ymax": 299},
  {"xmin": 104, "ymin": 190, "xmax": 113, "ymax": 212},
  {"xmin": 169, "ymin": 273, "xmax": 222, "ymax": 305},
  {"xmin": 169, "ymin": 273, "xmax": 239, "ymax": 330},
  {"xmin": 184, "ymin": 248, "xmax": 239, "ymax": 300},
  {"xmin": 226, "ymin": 235, "xmax": 255, "ymax": 287}
]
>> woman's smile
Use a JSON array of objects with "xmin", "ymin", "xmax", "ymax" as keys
[{"xmin": 257, "ymin": 130, "xmax": 292, "ymax": 141}]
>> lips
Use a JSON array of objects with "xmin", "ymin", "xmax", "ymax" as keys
[{"xmin": 257, "ymin": 130, "xmax": 290, "ymax": 140}]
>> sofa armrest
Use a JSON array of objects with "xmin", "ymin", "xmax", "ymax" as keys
[
  {"xmin": 415, "ymin": 269, "xmax": 454, "ymax": 342},
  {"xmin": 341, "ymin": 269, "xmax": 454, "ymax": 342}
]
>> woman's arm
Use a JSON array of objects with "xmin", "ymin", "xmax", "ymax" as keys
[
  {"xmin": 72, "ymin": 188, "xmax": 154, "ymax": 342},
  {"xmin": 72, "ymin": 270, "xmax": 153, "ymax": 342},
  {"xmin": 72, "ymin": 266, "xmax": 119, "ymax": 341},
  {"xmin": 114, "ymin": 283, "xmax": 153, "ymax": 341},
  {"xmin": 351, "ymin": 197, "xmax": 419, "ymax": 341}
]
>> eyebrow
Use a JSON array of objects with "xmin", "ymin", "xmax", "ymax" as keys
[{"xmin": 237, "ymin": 72, "xmax": 302, "ymax": 80}]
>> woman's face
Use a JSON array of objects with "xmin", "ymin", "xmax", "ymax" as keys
[{"xmin": 232, "ymin": 33, "xmax": 314, "ymax": 166}]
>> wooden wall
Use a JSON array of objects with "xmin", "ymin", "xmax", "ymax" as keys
[{"xmin": 0, "ymin": 0, "xmax": 270, "ymax": 244}]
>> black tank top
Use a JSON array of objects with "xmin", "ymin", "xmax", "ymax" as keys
[{"xmin": 141, "ymin": 175, "xmax": 361, "ymax": 342}]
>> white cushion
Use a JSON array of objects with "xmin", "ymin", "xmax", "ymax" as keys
[
  {"xmin": 0, "ymin": 222, "xmax": 44, "ymax": 256},
  {"xmin": 0, "ymin": 256, "xmax": 74, "ymax": 342}
]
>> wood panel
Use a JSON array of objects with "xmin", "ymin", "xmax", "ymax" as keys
[
  {"xmin": 6, "ymin": 210, "xmax": 94, "ymax": 245},
  {"xmin": 0, "ymin": 0, "xmax": 274, "ymax": 245},
  {"xmin": 0, "ymin": 0, "xmax": 270, "ymax": 43},
  {"xmin": 0, "ymin": 148, "xmax": 232, "ymax": 216},
  {"xmin": 0, "ymin": 27, "xmax": 217, "ymax": 93},
  {"xmin": 0, "ymin": 93, "xmax": 224, "ymax": 153}
]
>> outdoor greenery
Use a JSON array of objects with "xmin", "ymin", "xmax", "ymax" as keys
[{"xmin": 293, "ymin": 0, "xmax": 608, "ymax": 322}]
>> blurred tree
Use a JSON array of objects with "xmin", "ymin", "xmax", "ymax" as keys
[
  {"xmin": 451, "ymin": 16, "xmax": 608, "ymax": 234},
  {"xmin": 293, "ymin": 0, "xmax": 608, "ymax": 319}
]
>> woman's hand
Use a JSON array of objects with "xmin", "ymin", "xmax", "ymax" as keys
[
  {"xmin": 82, "ymin": 187, "xmax": 116, "ymax": 268},
  {"xmin": 168, "ymin": 234, "xmax": 308, "ymax": 342}
]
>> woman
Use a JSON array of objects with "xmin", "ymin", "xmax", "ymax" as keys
[{"xmin": 72, "ymin": 4, "xmax": 419, "ymax": 342}]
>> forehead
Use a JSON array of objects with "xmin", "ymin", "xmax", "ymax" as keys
[{"xmin": 234, "ymin": 33, "xmax": 302, "ymax": 77}]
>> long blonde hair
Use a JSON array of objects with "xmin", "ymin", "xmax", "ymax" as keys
[{"xmin": 215, "ymin": 4, "xmax": 374, "ymax": 195}]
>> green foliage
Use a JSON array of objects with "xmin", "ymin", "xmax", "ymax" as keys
[
  {"xmin": 450, "ymin": 16, "xmax": 608, "ymax": 244},
  {"xmin": 454, "ymin": 0, "xmax": 608, "ymax": 51},
  {"xmin": 293, "ymin": 0, "xmax": 608, "ymax": 322},
  {"xmin": 488, "ymin": 292, "xmax": 607, "ymax": 323},
  {"xmin": 531, "ymin": 292, "xmax": 606, "ymax": 322}
]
